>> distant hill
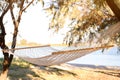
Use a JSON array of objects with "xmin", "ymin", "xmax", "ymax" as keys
[{"xmin": 7, "ymin": 39, "xmax": 42, "ymax": 47}]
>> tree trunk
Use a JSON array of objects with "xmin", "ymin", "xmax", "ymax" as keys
[
  {"xmin": 0, "ymin": 53, "xmax": 9, "ymax": 80},
  {"xmin": 0, "ymin": 17, "xmax": 12, "ymax": 80},
  {"xmin": 106, "ymin": 0, "xmax": 120, "ymax": 20}
]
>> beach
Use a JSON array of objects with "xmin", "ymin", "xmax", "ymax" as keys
[{"xmin": 0, "ymin": 58, "xmax": 120, "ymax": 80}]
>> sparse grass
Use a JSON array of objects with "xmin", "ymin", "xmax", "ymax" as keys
[{"xmin": 0, "ymin": 58, "xmax": 120, "ymax": 80}]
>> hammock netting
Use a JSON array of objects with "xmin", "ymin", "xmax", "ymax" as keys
[
  {"xmin": 7, "ymin": 45, "xmax": 113, "ymax": 66},
  {"xmin": 2, "ymin": 22, "xmax": 120, "ymax": 66}
]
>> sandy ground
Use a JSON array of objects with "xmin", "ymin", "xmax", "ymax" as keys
[
  {"xmin": 0, "ymin": 58, "xmax": 120, "ymax": 80},
  {"xmin": 6, "ymin": 64, "xmax": 120, "ymax": 80}
]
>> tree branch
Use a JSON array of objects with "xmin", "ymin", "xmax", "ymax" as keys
[
  {"xmin": 17, "ymin": 0, "xmax": 25, "ymax": 24},
  {"xmin": 17, "ymin": 0, "xmax": 35, "ymax": 26},
  {"xmin": 106, "ymin": 0, "xmax": 120, "ymax": 20},
  {"xmin": 20, "ymin": 0, "xmax": 25, "ymax": 11},
  {"xmin": 10, "ymin": 7, "xmax": 16, "ymax": 28},
  {"xmin": 1, "ymin": 1, "xmax": 12, "ymax": 19},
  {"xmin": 22, "ymin": 0, "xmax": 35, "ymax": 11}
]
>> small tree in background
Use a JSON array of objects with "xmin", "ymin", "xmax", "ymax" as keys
[{"xmin": 0, "ymin": 0, "xmax": 35, "ymax": 79}]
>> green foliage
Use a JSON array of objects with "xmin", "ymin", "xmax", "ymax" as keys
[
  {"xmin": 42, "ymin": 0, "xmax": 119, "ymax": 45},
  {"xmin": 114, "ymin": 33, "xmax": 120, "ymax": 46},
  {"xmin": 1, "ymin": 0, "xmax": 120, "ymax": 46}
]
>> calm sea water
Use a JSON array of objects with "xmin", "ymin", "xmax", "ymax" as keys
[
  {"xmin": 68, "ymin": 47, "xmax": 120, "ymax": 67},
  {"xmin": 0, "ymin": 46, "xmax": 120, "ymax": 66}
]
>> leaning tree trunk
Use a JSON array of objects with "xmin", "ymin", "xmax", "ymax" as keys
[
  {"xmin": 0, "ymin": 17, "xmax": 10, "ymax": 80},
  {"xmin": 106, "ymin": 0, "xmax": 120, "ymax": 20}
]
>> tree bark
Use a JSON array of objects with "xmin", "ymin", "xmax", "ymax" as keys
[
  {"xmin": 0, "ymin": 17, "xmax": 10, "ymax": 80},
  {"xmin": 0, "ymin": 1, "xmax": 13, "ymax": 79},
  {"xmin": 106, "ymin": 0, "xmax": 120, "ymax": 20}
]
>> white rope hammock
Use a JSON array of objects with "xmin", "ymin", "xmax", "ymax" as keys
[
  {"xmin": 2, "ymin": 22, "xmax": 120, "ymax": 66},
  {"xmin": 4, "ymin": 45, "xmax": 114, "ymax": 66}
]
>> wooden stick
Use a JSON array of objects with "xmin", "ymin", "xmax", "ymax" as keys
[
  {"xmin": 52, "ymin": 45, "xmax": 114, "ymax": 54},
  {"xmin": 2, "ymin": 45, "xmax": 50, "ymax": 52}
]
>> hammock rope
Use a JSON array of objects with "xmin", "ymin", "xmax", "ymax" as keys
[
  {"xmin": 3, "ymin": 45, "xmax": 114, "ymax": 66},
  {"xmin": 2, "ymin": 21, "xmax": 120, "ymax": 66}
]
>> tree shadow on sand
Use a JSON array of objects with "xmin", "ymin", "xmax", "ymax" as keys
[
  {"xmin": 71, "ymin": 63, "xmax": 120, "ymax": 78},
  {"xmin": 0, "ymin": 58, "xmax": 46, "ymax": 80},
  {"xmin": 0, "ymin": 58, "xmax": 78, "ymax": 80},
  {"xmin": 94, "ymin": 70, "xmax": 120, "ymax": 78},
  {"xmin": 39, "ymin": 66, "xmax": 77, "ymax": 76}
]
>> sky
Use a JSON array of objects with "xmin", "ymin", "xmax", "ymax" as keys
[{"xmin": 4, "ymin": 2, "xmax": 67, "ymax": 45}]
